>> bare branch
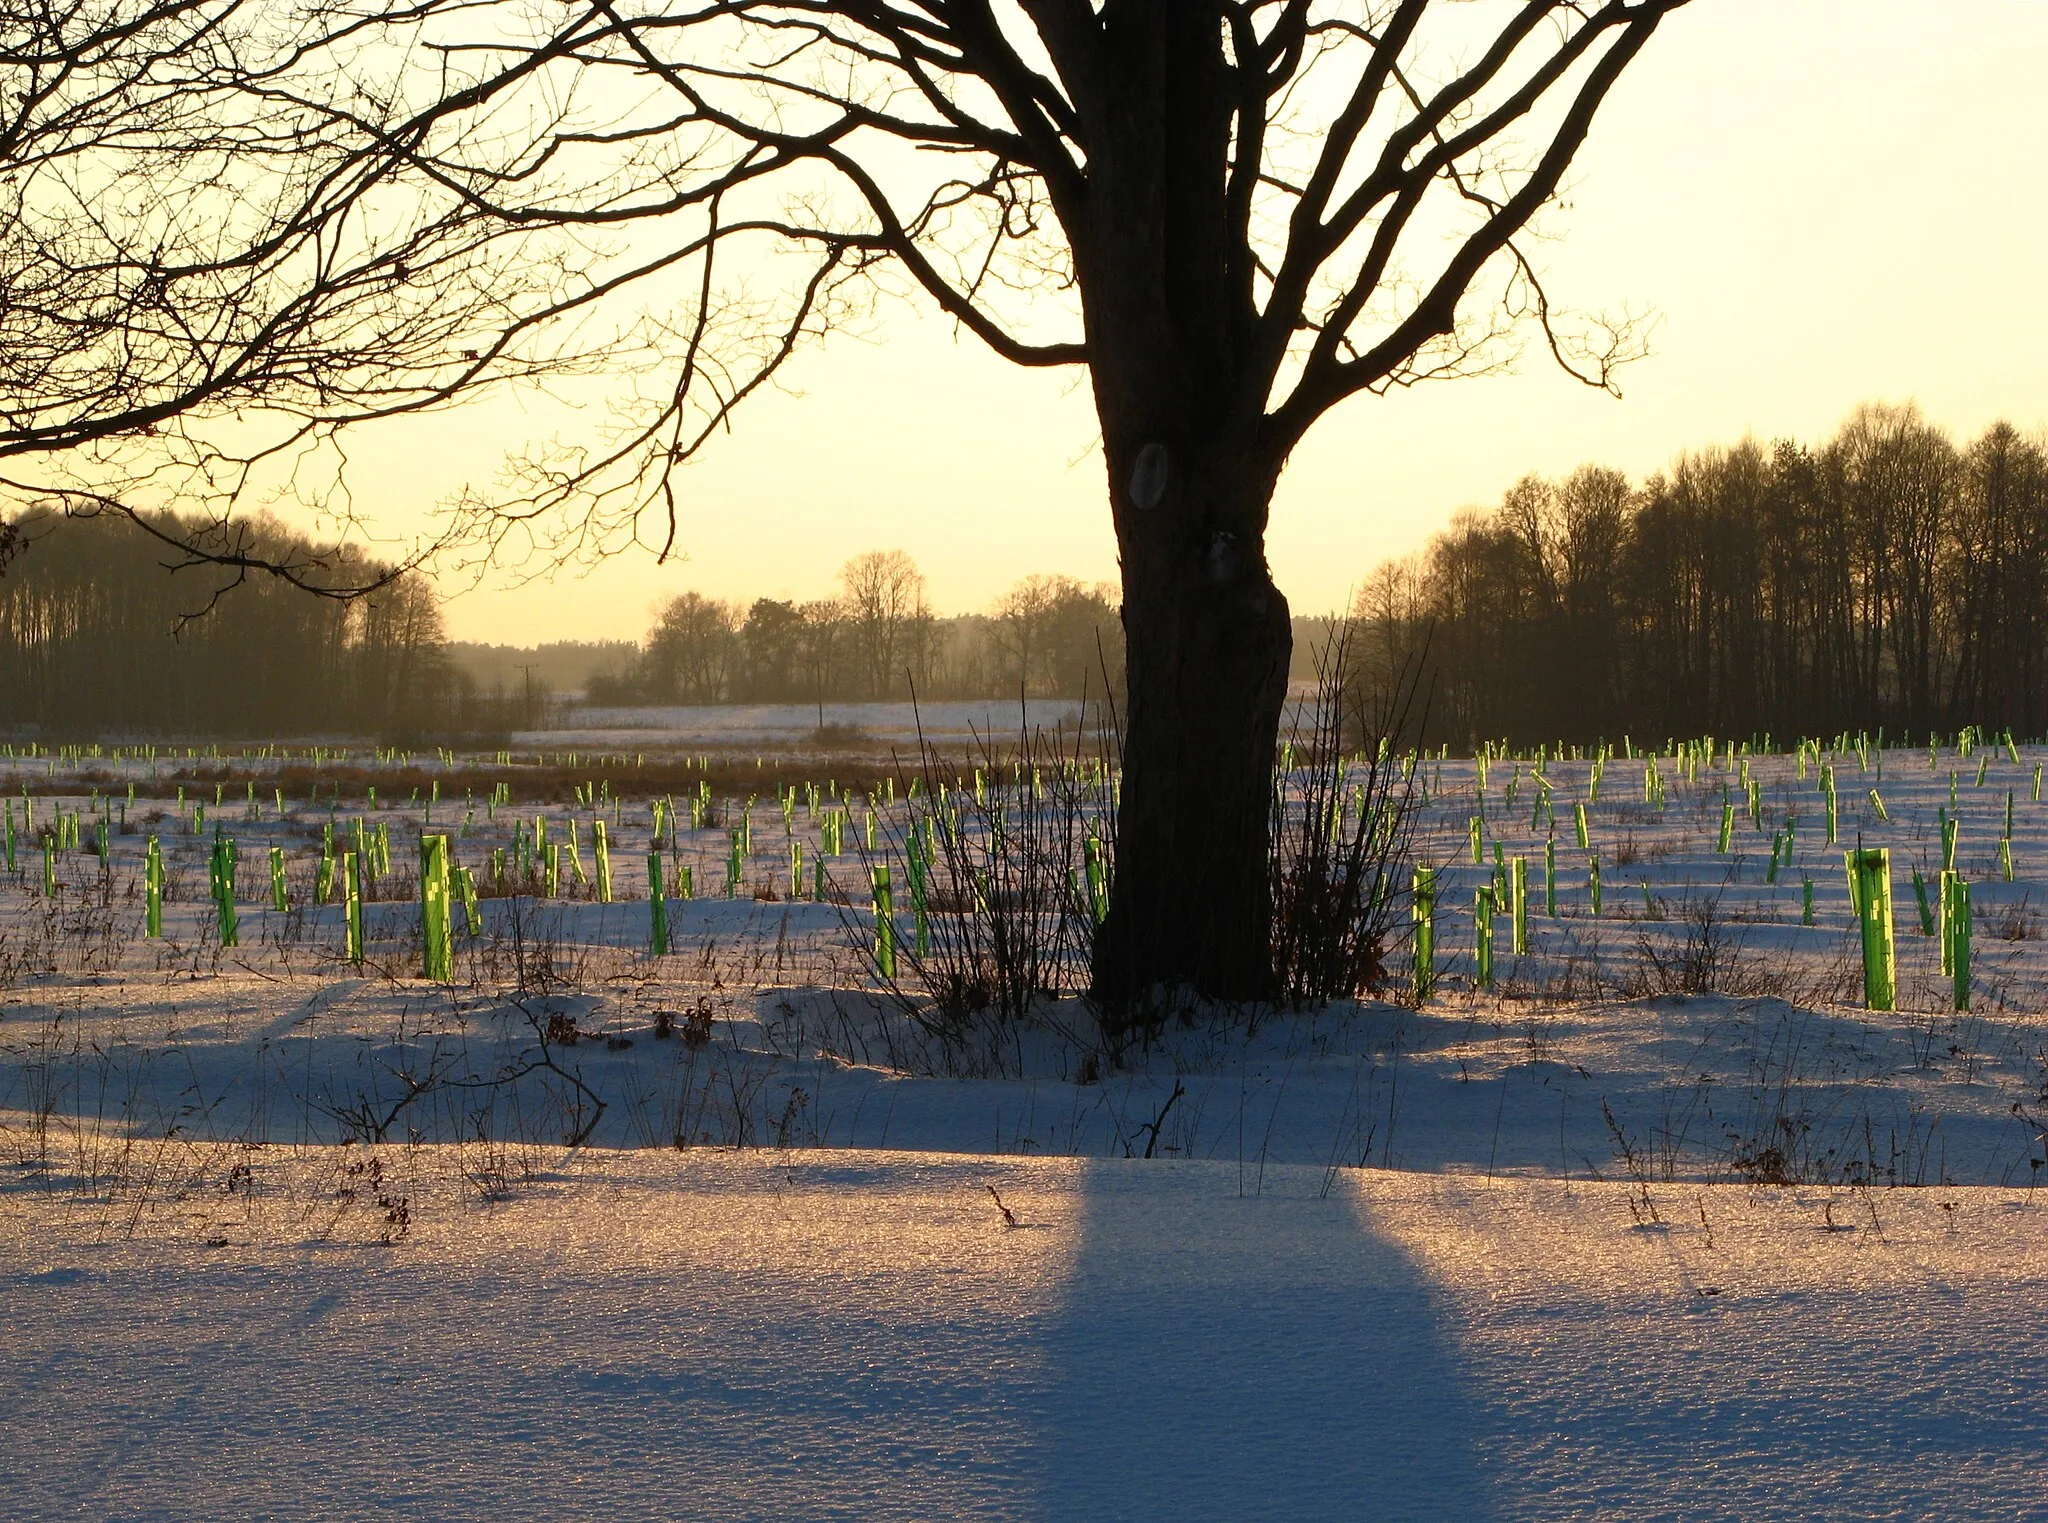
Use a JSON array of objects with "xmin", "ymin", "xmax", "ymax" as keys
[{"xmin": 0, "ymin": 0, "xmax": 1686, "ymax": 595}]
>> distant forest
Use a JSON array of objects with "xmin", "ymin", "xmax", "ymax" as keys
[
  {"xmin": 0, "ymin": 513, "xmax": 506, "ymax": 739},
  {"xmin": 31, "ymin": 400, "xmax": 2045, "ymax": 748},
  {"xmin": 1355, "ymin": 404, "xmax": 2048, "ymax": 747},
  {"xmin": 0, "ymin": 520, "xmax": 1201, "ymax": 740},
  {"xmin": 585, "ymin": 551, "xmax": 1130, "ymax": 707},
  {"xmin": 0, "ymin": 522, "xmax": 1138, "ymax": 738}
]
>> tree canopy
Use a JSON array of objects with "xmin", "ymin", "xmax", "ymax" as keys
[{"xmin": 3, "ymin": 2, "xmax": 1686, "ymax": 564}]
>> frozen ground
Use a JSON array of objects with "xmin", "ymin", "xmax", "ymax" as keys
[
  {"xmin": 4, "ymin": 956, "xmax": 2041, "ymax": 1186},
  {"xmin": 2, "ymin": 740, "xmax": 2046, "ymax": 1516},
  {"xmin": 4, "ymin": 1152, "xmax": 2040, "ymax": 1521},
  {"xmin": 522, "ymin": 697, "xmax": 1087, "ymax": 752}
]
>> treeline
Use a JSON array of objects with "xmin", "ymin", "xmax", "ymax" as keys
[
  {"xmin": 1355, "ymin": 404, "xmax": 2048, "ymax": 746},
  {"xmin": 591, "ymin": 550, "xmax": 1127, "ymax": 705},
  {"xmin": 0, "ymin": 512, "xmax": 514, "ymax": 740}
]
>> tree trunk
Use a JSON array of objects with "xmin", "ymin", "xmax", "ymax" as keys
[
  {"xmin": 1073, "ymin": 11, "xmax": 1288, "ymax": 1014},
  {"xmin": 1091, "ymin": 440, "xmax": 1292, "ymax": 1014}
]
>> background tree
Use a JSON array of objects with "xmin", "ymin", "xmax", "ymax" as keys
[
  {"xmin": 1361, "ymin": 407, "xmax": 2048, "ymax": 746},
  {"xmin": 588, "ymin": 567, "xmax": 1124, "ymax": 706},
  {"xmin": 796, "ymin": 597, "xmax": 850, "ymax": 722},
  {"xmin": 0, "ymin": 511, "xmax": 473, "ymax": 735},
  {"xmin": 736, "ymin": 599, "xmax": 807, "ymax": 702},
  {"xmin": 991, "ymin": 575, "xmax": 1064, "ymax": 697},
  {"xmin": 839, "ymin": 551, "xmax": 930, "ymax": 701},
  {"xmin": 1949, "ymin": 425, "xmax": 2048, "ymax": 729},
  {"xmin": 993, "ymin": 574, "xmax": 1123, "ymax": 698},
  {"xmin": 640, "ymin": 592, "xmax": 741, "ymax": 703}
]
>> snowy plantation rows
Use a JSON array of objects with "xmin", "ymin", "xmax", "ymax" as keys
[
  {"xmin": 2, "ymin": 731, "xmax": 2047, "ymax": 1519},
  {"xmin": 0, "ymin": 735, "xmax": 2042, "ymax": 1186}
]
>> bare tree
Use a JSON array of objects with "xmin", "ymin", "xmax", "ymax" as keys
[
  {"xmin": 840, "ymin": 550, "xmax": 929, "ymax": 699},
  {"xmin": 17, "ymin": 1, "xmax": 1690, "ymax": 1003},
  {"xmin": 0, "ymin": 0, "xmax": 624, "ymax": 596},
  {"xmin": 797, "ymin": 596, "xmax": 849, "ymax": 724},
  {"xmin": 993, "ymin": 573, "xmax": 1121, "ymax": 697},
  {"xmin": 992, "ymin": 574, "xmax": 1066, "ymax": 696},
  {"xmin": 642, "ymin": 591, "xmax": 741, "ymax": 703},
  {"xmin": 1837, "ymin": 404, "xmax": 1955, "ymax": 734},
  {"xmin": 735, "ymin": 597, "xmax": 808, "ymax": 701},
  {"xmin": 1367, "ymin": 409, "xmax": 2048, "ymax": 747}
]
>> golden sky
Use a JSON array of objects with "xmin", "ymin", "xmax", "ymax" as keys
[{"xmin": 352, "ymin": 0, "xmax": 2048, "ymax": 646}]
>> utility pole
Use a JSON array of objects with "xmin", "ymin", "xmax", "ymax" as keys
[{"xmin": 515, "ymin": 663, "xmax": 542, "ymax": 730}]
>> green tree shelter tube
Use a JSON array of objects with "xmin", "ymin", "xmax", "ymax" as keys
[
  {"xmin": 420, "ymin": 834, "xmax": 452, "ymax": 980},
  {"xmin": 648, "ymin": 850, "xmax": 669, "ymax": 956},
  {"xmin": 1473, "ymin": 886, "xmax": 1495, "ymax": 990},
  {"xmin": 872, "ymin": 864, "xmax": 896, "ymax": 981},
  {"xmin": 144, "ymin": 836, "xmax": 163, "ymax": 938},
  {"xmin": 1411, "ymin": 866, "xmax": 1436, "ymax": 1003},
  {"xmin": 1847, "ymin": 848, "xmax": 1895, "ymax": 1012},
  {"xmin": 210, "ymin": 834, "xmax": 238, "ymax": 947},
  {"xmin": 593, "ymin": 819, "xmax": 613, "ymax": 903},
  {"xmin": 455, "ymin": 864, "xmax": 481, "ymax": 937},
  {"xmin": 344, "ymin": 851, "xmax": 364, "ymax": 967},
  {"xmin": 1942, "ymin": 870, "xmax": 1971, "ymax": 1011}
]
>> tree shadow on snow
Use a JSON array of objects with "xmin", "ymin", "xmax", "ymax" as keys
[{"xmin": 1024, "ymin": 1158, "xmax": 1499, "ymax": 1523}]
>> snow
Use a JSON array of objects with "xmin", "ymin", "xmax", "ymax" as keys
[
  {"xmin": 521, "ymin": 698, "xmax": 1087, "ymax": 751},
  {"xmin": 4, "ymin": 1153, "xmax": 2040, "ymax": 1520},
  {"xmin": 3, "ymin": 957, "xmax": 2035, "ymax": 1187},
  {"xmin": 2, "ymin": 740, "xmax": 2046, "ymax": 1517}
]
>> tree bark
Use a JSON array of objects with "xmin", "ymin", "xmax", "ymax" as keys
[
  {"xmin": 1091, "ymin": 433, "xmax": 1291, "ymax": 1014},
  {"xmin": 1069, "ymin": 10, "xmax": 1291, "ymax": 1015}
]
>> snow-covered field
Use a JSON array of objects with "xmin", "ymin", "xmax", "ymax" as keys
[
  {"xmin": 6, "ymin": 1154, "xmax": 2040, "ymax": 1520},
  {"xmin": 523, "ymin": 697, "xmax": 1087, "ymax": 752},
  {"xmin": 2, "ymin": 738, "xmax": 2045, "ymax": 1517}
]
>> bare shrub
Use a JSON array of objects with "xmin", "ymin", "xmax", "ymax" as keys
[
  {"xmin": 1986, "ymin": 894, "xmax": 2039, "ymax": 942},
  {"xmin": 0, "ymin": 874, "xmax": 133, "ymax": 985},
  {"xmin": 1268, "ymin": 622, "xmax": 1425, "ymax": 1007},
  {"xmin": 1615, "ymin": 894, "xmax": 1786, "ymax": 999},
  {"xmin": 861, "ymin": 706, "xmax": 1111, "ymax": 1038}
]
